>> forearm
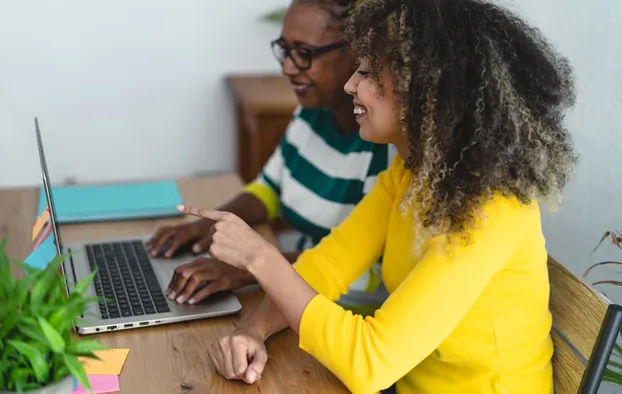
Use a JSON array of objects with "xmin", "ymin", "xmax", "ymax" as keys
[
  {"xmin": 282, "ymin": 251, "xmax": 303, "ymax": 264},
  {"xmin": 249, "ymin": 252, "xmax": 317, "ymax": 334},
  {"xmin": 238, "ymin": 296, "xmax": 289, "ymax": 341}
]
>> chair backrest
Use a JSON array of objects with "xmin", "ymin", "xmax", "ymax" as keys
[{"xmin": 548, "ymin": 256, "xmax": 610, "ymax": 393}]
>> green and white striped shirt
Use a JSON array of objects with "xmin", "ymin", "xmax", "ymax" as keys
[{"xmin": 244, "ymin": 106, "xmax": 396, "ymax": 310}]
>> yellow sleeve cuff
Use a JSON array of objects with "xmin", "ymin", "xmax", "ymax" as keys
[
  {"xmin": 243, "ymin": 181, "xmax": 280, "ymax": 220},
  {"xmin": 298, "ymin": 294, "xmax": 331, "ymax": 355}
]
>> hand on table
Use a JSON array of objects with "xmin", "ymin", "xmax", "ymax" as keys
[
  {"xmin": 208, "ymin": 326, "xmax": 268, "ymax": 384},
  {"xmin": 146, "ymin": 219, "xmax": 214, "ymax": 258},
  {"xmin": 166, "ymin": 258, "xmax": 255, "ymax": 304},
  {"xmin": 177, "ymin": 205, "xmax": 280, "ymax": 272}
]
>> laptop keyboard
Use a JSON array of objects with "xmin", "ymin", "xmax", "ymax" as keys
[{"xmin": 86, "ymin": 241, "xmax": 171, "ymax": 319}]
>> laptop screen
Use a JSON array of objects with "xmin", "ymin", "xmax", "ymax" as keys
[{"xmin": 35, "ymin": 117, "xmax": 64, "ymax": 257}]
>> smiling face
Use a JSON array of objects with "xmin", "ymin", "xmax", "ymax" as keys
[
  {"xmin": 276, "ymin": 2, "xmax": 356, "ymax": 108},
  {"xmin": 344, "ymin": 60, "xmax": 402, "ymax": 145}
]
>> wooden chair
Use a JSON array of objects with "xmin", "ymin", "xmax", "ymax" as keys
[{"xmin": 548, "ymin": 256, "xmax": 622, "ymax": 393}]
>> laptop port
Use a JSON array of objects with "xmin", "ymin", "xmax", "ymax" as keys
[
  {"xmin": 124, "ymin": 324, "xmax": 133, "ymax": 328},
  {"xmin": 139, "ymin": 322, "xmax": 149, "ymax": 326},
  {"xmin": 107, "ymin": 325, "xmax": 117, "ymax": 330}
]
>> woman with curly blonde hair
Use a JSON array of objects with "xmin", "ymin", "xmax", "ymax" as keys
[{"xmin": 178, "ymin": 0, "xmax": 577, "ymax": 393}]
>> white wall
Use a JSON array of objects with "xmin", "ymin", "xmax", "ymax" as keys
[
  {"xmin": 2, "ymin": 1, "xmax": 622, "ymax": 289},
  {"xmin": 496, "ymin": 0, "xmax": 622, "ymax": 304},
  {"xmin": 500, "ymin": 5, "xmax": 622, "ymax": 389},
  {"xmin": 0, "ymin": 0, "xmax": 287, "ymax": 188}
]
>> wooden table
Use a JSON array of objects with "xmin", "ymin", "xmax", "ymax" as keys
[
  {"xmin": 0, "ymin": 174, "xmax": 347, "ymax": 394},
  {"xmin": 226, "ymin": 74, "xmax": 298, "ymax": 183}
]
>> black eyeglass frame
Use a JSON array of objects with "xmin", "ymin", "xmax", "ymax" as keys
[{"xmin": 270, "ymin": 39, "xmax": 346, "ymax": 71}]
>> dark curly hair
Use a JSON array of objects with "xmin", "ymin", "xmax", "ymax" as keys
[
  {"xmin": 293, "ymin": 0, "xmax": 357, "ymax": 25},
  {"xmin": 346, "ymin": 0, "xmax": 577, "ymax": 239}
]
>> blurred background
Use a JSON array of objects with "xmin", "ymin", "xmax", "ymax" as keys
[
  {"xmin": 1, "ymin": 0, "xmax": 621, "ymax": 391},
  {"xmin": 0, "ymin": 0, "xmax": 621, "ymax": 306}
]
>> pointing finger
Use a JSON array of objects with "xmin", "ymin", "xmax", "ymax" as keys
[{"xmin": 177, "ymin": 205, "xmax": 226, "ymax": 221}]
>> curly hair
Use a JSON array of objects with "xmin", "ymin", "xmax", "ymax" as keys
[
  {"xmin": 293, "ymin": 0, "xmax": 357, "ymax": 26},
  {"xmin": 346, "ymin": 0, "xmax": 577, "ymax": 240}
]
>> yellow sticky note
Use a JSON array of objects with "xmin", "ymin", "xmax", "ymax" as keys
[
  {"xmin": 79, "ymin": 349, "xmax": 130, "ymax": 375},
  {"xmin": 32, "ymin": 208, "xmax": 50, "ymax": 241}
]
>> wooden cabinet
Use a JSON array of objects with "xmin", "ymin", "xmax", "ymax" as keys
[{"xmin": 226, "ymin": 74, "xmax": 297, "ymax": 183}]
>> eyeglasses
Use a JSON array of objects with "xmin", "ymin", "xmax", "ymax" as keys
[{"xmin": 270, "ymin": 39, "xmax": 346, "ymax": 71}]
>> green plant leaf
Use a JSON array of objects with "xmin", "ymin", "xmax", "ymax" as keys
[
  {"xmin": 0, "ymin": 238, "xmax": 13, "ymax": 300},
  {"xmin": 0, "ymin": 238, "xmax": 99, "ymax": 391},
  {"xmin": 37, "ymin": 316, "xmax": 65, "ymax": 353},
  {"xmin": 608, "ymin": 359, "xmax": 622, "ymax": 370},
  {"xmin": 0, "ymin": 305, "xmax": 20, "ymax": 339},
  {"xmin": 12, "ymin": 259, "xmax": 42, "ymax": 277},
  {"xmin": 53, "ymin": 365, "xmax": 69, "ymax": 382},
  {"xmin": 13, "ymin": 273, "xmax": 36, "ymax": 306},
  {"xmin": 48, "ymin": 307, "xmax": 69, "ymax": 332},
  {"xmin": 73, "ymin": 270, "xmax": 97, "ymax": 297},
  {"xmin": 62, "ymin": 354, "xmax": 91, "ymax": 394},
  {"xmin": 7, "ymin": 340, "xmax": 49, "ymax": 383},
  {"xmin": 603, "ymin": 368, "xmax": 622, "ymax": 384},
  {"xmin": 17, "ymin": 321, "xmax": 49, "ymax": 350},
  {"xmin": 10, "ymin": 367, "xmax": 32, "ymax": 392},
  {"xmin": 66, "ymin": 339, "xmax": 108, "ymax": 356},
  {"xmin": 260, "ymin": 7, "xmax": 287, "ymax": 24},
  {"xmin": 29, "ymin": 263, "xmax": 60, "ymax": 306}
]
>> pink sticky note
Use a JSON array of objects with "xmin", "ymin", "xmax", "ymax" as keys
[
  {"xmin": 32, "ymin": 221, "xmax": 52, "ymax": 251},
  {"xmin": 73, "ymin": 374, "xmax": 119, "ymax": 394}
]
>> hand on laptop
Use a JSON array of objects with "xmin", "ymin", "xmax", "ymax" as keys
[
  {"xmin": 176, "ymin": 205, "xmax": 281, "ymax": 272},
  {"xmin": 146, "ymin": 219, "xmax": 214, "ymax": 258},
  {"xmin": 166, "ymin": 258, "xmax": 255, "ymax": 304}
]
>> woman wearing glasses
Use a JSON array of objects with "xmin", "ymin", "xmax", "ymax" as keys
[
  {"xmin": 175, "ymin": 0, "xmax": 577, "ymax": 392},
  {"xmin": 146, "ymin": 0, "xmax": 392, "ymax": 312}
]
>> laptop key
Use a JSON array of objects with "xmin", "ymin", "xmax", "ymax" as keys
[{"xmin": 86, "ymin": 240, "xmax": 179, "ymax": 320}]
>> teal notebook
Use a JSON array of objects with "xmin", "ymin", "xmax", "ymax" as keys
[{"xmin": 38, "ymin": 180, "xmax": 184, "ymax": 223}]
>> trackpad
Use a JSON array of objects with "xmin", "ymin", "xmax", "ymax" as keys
[{"xmin": 155, "ymin": 261, "xmax": 186, "ymax": 288}]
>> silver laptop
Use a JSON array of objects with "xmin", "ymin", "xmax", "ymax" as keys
[{"xmin": 34, "ymin": 118, "xmax": 242, "ymax": 335}]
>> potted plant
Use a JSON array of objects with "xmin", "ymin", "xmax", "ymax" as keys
[
  {"xmin": 260, "ymin": 7, "xmax": 287, "ymax": 25},
  {"xmin": 0, "ymin": 237, "xmax": 107, "ymax": 394},
  {"xmin": 583, "ymin": 230, "xmax": 622, "ymax": 386}
]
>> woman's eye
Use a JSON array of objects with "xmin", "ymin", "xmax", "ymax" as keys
[{"xmin": 357, "ymin": 70, "xmax": 370, "ymax": 76}]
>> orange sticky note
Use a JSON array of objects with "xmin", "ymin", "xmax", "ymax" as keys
[
  {"xmin": 33, "ymin": 221, "xmax": 52, "ymax": 251},
  {"xmin": 32, "ymin": 208, "xmax": 50, "ymax": 241},
  {"xmin": 79, "ymin": 349, "xmax": 130, "ymax": 375}
]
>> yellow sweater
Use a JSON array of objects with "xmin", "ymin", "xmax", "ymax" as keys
[{"xmin": 293, "ymin": 156, "xmax": 554, "ymax": 394}]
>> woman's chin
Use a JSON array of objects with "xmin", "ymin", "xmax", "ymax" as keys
[
  {"xmin": 295, "ymin": 93, "xmax": 321, "ymax": 108},
  {"xmin": 358, "ymin": 126, "xmax": 377, "ymax": 143}
]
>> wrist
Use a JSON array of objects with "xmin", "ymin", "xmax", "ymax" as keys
[
  {"xmin": 247, "ymin": 246, "xmax": 285, "ymax": 278},
  {"xmin": 236, "ymin": 316, "xmax": 270, "ymax": 342}
]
